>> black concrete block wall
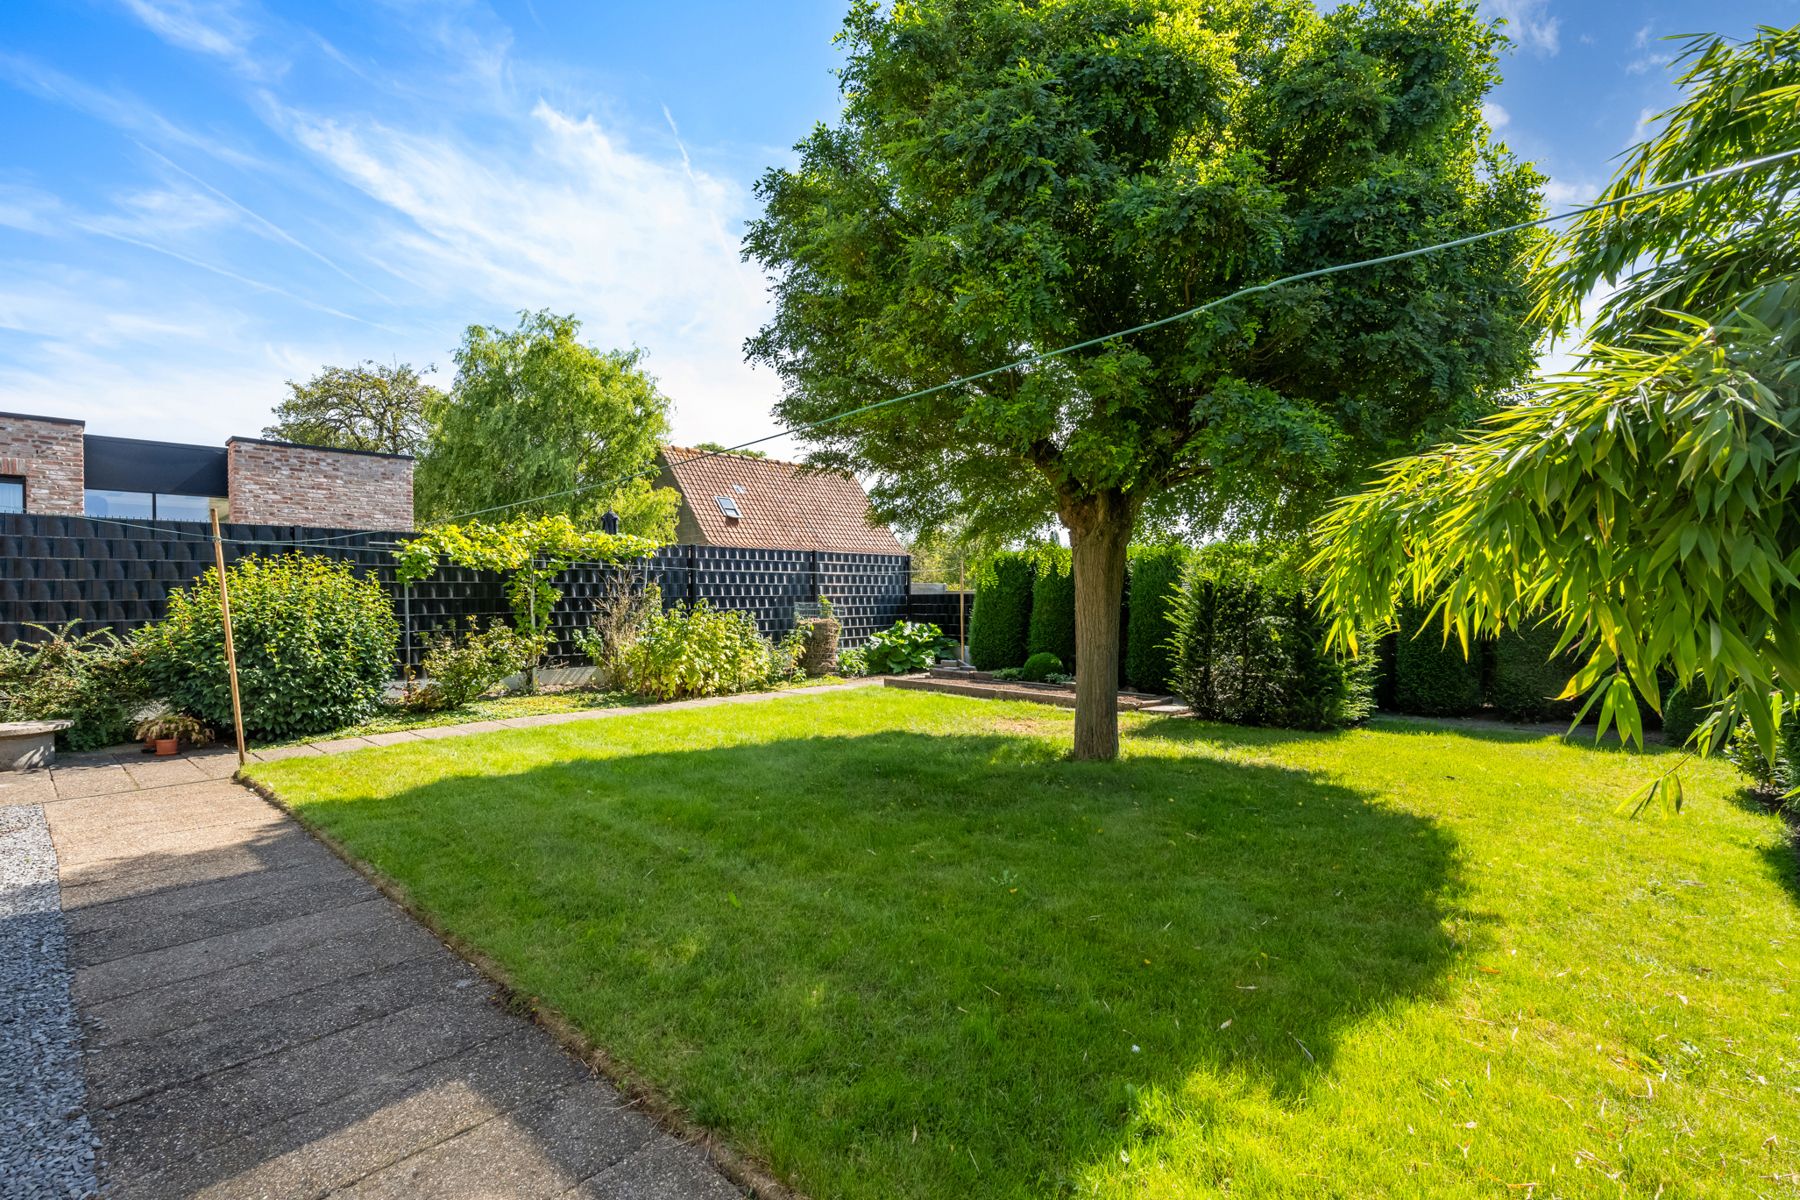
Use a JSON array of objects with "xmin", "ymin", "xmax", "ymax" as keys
[{"xmin": 1, "ymin": 513, "xmax": 909, "ymax": 671}]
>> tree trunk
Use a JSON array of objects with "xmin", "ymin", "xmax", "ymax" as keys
[{"xmin": 1066, "ymin": 490, "xmax": 1134, "ymax": 761}]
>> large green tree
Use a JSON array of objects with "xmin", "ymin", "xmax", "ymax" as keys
[
  {"xmin": 263, "ymin": 360, "xmax": 440, "ymax": 456},
  {"xmin": 744, "ymin": 0, "xmax": 1545, "ymax": 758},
  {"xmin": 1312, "ymin": 27, "xmax": 1800, "ymax": 796},
  {"xmin": 418, "ymin": 310, "xmax": 679, "ymax": 541}
]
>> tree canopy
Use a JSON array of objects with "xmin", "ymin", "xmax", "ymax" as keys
[
  {"xmin": 1311, "ymin": 26, "xmax": 1800, "ymax": 800},
  {"xmin": 262, "ymin": 360, "xmax": 440, "ymax": 456},
  {"xmin": 744, "ymin": 0, "xmax": 1545, "ymax": 757},
  {"xmin": 416, "ymin": 310, "xmax": 679, "ymax": 541}
]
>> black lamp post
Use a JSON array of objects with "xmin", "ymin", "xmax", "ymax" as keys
[{"xmin": 601, "ymin": 509, "xmax": 620, "ymax": 534}]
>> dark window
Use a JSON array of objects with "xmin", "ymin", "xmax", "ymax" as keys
[{"xmin": 0, "ymin": 475, "xmax": 23, "ymax": 513}]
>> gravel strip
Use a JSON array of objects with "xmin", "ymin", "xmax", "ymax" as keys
[{"xmin": 1, "ymin": 805, "xmax": 99, "ymax": 1199}]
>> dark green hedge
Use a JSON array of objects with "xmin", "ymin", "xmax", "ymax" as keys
[
  {"xmin": 968, "ymin": 551, "xmax": 1035, "ymax": 670},
  {"xmin": 1026, "ymin": 547, "xmax": 1077, "ymax": 670},
  {"xmin": 1487, "ymin": 618, "xmax": 1579, "ymax": 723},
  {"xmin": 1167, "ymin": 544, "xmax": 1372, "ymax": 730},
  {"xmin": 1661, "ymin": 685, "xmax": 1702, "ymax": 746},
  {"xmin": 1392, "ymin": 600, "xmax": 1486, "ymax": 716},
  {"xmin": 1124, "ymin": 545, "xmax": 1188, "ymax": 693}
]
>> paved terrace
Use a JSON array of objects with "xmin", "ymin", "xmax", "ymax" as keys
[{"xmin": 0, "ymin": 689, "xmax": 863, "ymax": 1198}]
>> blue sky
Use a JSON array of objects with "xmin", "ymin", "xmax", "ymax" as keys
[{"xmin": 0, "ymin": 1, "xmax": 1789, "ymax": 454}]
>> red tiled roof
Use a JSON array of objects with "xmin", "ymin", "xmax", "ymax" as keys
[{"xmin": 658, "ymin": 446, "xmax": 905, "ymax": 555}]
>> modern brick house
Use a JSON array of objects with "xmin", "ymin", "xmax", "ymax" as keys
[
  {"xmin": 654, "ymin": 445, "xmax": 905, "ymax": 554},
  {"xmin": 0, "ymin": 411, "xmax": 413, "ymax": 530}
]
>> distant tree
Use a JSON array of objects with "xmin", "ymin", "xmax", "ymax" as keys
[
  {"xmin": 744, "ymin": 0, "xmax": 1545, "ymax": 758},
  {"xmin": 1313, "ymin": 27, "xmax": 1800, "ymax": 797},
  {"xmin": 692, "ymin": 441, "xmax": 768, "ymax": 459},
  {"xmin": 262, "ymin": 361, "xmax": 439, "ymax": 456},
  {"xmin": 418, "ymin": 311, "xmax": 679, "ymax": 542}
]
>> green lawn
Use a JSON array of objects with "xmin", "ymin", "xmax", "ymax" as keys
[{"xmin": 249, "ymin": 689, "xmax": 1800, "ymax": 1198}]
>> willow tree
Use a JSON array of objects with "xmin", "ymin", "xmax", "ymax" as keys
[
  {"xmin": 744, "ymin": 0, "xmax": 1544, "ymax": 758},
  {"xmin": 1312, "ymin": 27, "xmax": 1800, "ymax": 800}
]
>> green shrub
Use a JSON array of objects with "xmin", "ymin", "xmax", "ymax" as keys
[
  {"xmin": 836, "ymin": 645, "xmax": 869, "ymax": 677},
  {"xmin": 615, "ymin": 602, "xmax": 772, "ymax": 701},
  {"xmin": 575, "ymin": 578, "xmax": 662, "ymax": 690},
  {"xmin": 0, "ymin": 623, "xmax": 153, "ymax": 751},
  {"xmin": 1392, "ymin": 599, "xmax": 1486, "ymax": 716},
  {"xmin": 1487, "ymin": 617, "xmax": 1579, "ymax": 723},
  {"xmin": 1726, "ymin": 702, "xmax": 1800, "ymax": 804},
  {"xmin": 968, "ymin": 552, "xmax": 1035, "ymax": 670},
  {"xmin": 1124, "ymin": 545, "xmax": 1188, "ymax": 692},
  {"xmin": 1020, "ymin": 652, "xmax": 1062, "ymax": 682},
  {"xmin": 1167, "ymin": 544, "xmax": 1372, "ymax": 731},
  {"xmin": 143, "ymin": 554, "xmax": 398, "ymax": 742},
  {"xmin": 864, "ymin": 621, "xmax": 950, "ymax": 674},
  {"xmin": 1026, "ymin": 546, "xmax": 1076, "ymax": 669},
  {"xmin": 1661, "ymin": 685, "xmax": 1702, "ymax": 746},
  {"xmin": 407, "ymin": 622, "xmax": 542, "ymax": 712}
]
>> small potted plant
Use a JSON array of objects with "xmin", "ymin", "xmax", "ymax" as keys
[{"xmin": 134, "ymin": 713, "xmax": 214, "ymax": 757}]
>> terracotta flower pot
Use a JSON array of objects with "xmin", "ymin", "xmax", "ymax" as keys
[{"xmin": 154, "ymin": 737, "xmax": 179, "ymax": 757}]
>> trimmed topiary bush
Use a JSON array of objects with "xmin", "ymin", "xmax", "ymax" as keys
[
  {"xmin": 1020, "ymin": 652, "xmax": 1062, "ymax": 682},
  {"xmin": 1026, "ymin": 546, "xmax": 1076, "ymax": 669},
  {"xmin": 1124, "ymin": 545, "xmax": 1188, "ymax": 693},
  {"xmin": 1392, "ymin": 599, "xmax": 1486, "ymax": 716},
  {"xmin": 144, "ymin": 554, "xmax": 399, "ymax": 742},
  {"xmin": 968, "ymin": 552, "xmax": 1035, "ymax": 670},
  {"xmin": 1167, "ymin": 544, "xmax": 1372, "ymax": 730},
  {"xmin": 1487, "ymin": 616, "xmax": 1579, "ymax": 723}
]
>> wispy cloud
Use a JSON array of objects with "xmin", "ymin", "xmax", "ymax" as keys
[
  {"xmin": 1482, "ymin": 101, "xmax": 1511, "ymax": 130},
  {"xmin": 0, "ymin": 52, "xmax": 263, "ymax": 167},
  {"xmin": 1481, "ymin": 0, "xmax": 1560, "ymax": 57},
  {"xmin": 1625, "ymin": 26, "xmax": 1677, "ymax": 77},
  {"xmin": 278, "ymin": 94, "xmax": 773, "ymax": 426},
  {"xmin": 116, "ymin": 0, "xmax": 267, "ymax": 74}
]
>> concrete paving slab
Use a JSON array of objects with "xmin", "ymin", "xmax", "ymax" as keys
[
  {"xmin": 249, "ymin": 744, "xmax": 324, "ymax": 762},
  {"xmin": 0, "ymin": 770, "xmax": 58, "ymax": 806},
  {"xmin": 84, "ymin": 953, "xmax": 478, "ymax": 1105},
  {"xmin": 94, "ymin": 999, "xmax": 516, "ymax": 1179},
  {"xmin": 65, "ymin": 856, "xmax": 350, "ymax": 936},
  {"xmin": 75, "ymin": 896, "xmax": 393, "ymax": 1004},
  {"xmin": 309, "ymin": 736, "xmax": 380, "ymax": 754},
  {"xmin": 361, "ymin": 730, "xmax": 424, "ymax": 746},
  {"xmin": 56, "ymin": 826, "xmax": 330, "ymax": 911},
  {"xmin": 112, "ymin": 1030, "xmax": 598, "ymax": 1200},
  {"xmin": 572, "ymin": 1138, "xmax": 744, "ymax": 1200},
  {"xmin": 71, "ymin": 873, "xmax": 376, "ymax": 967},
  {"xmin": 52, "ymin": 762, "xmax": 137, "ymax": 799},
  {"xmin": 339, "ymin": 1080, "xmax": 662, "ymax": 1200},
  {"xmin": 82, "ymin": 917, "xmax": 444, "ymax": 1047},
  {"xmin": 120, "ymin": 755, "xmax": 210, "ymax": 790}
]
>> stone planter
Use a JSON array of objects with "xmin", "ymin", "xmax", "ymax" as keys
[{"xmin": 0, "ymin": 720, "xmax": 74, "ymax": 770}]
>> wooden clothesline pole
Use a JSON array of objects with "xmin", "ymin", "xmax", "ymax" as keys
[{"xmin": 210, "ymin": 509, "xmax": 247, "ymax": 767}]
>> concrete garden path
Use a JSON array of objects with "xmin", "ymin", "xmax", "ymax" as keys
[{"xmin": 0, "ymin": 687, "xmax": 894, "ymax": 1198}]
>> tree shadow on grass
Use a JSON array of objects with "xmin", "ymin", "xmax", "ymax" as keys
[{"xmin": 294, "ymin": 728, "xmax": 1478, "ymax": 1198}]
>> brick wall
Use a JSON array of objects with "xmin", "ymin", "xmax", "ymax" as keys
[
  {"xmin": 226, "ymin": 438, "xmax": 414, "ymax": 529},
  {"xmin": 0, "ymin": 413, "xmax": 85, "ymax": 514}
]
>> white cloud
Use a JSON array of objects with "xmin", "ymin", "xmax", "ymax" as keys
[
  {"xmin": 278, "ymin": 96, "xmax": 784, "ymax": 449},
  {"xmin": 1542, "ymin": 176, "xmax": 1602, "ymax": 211},
  {"xmin": 1482, "ymin": 101, "xmax": 1510, "ymax": 130},
  {"xmin": 1481, "ymin": 0, "xmax": 1560, "ymax": 56},
  {"xmin": 116, "ymin": 0, "xmax": 264, "ymax": 74}
]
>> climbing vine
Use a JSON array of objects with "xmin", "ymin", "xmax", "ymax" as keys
[{"xmin": 393, "ymin": 514, "xmax": 659, "ymax": 646}]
